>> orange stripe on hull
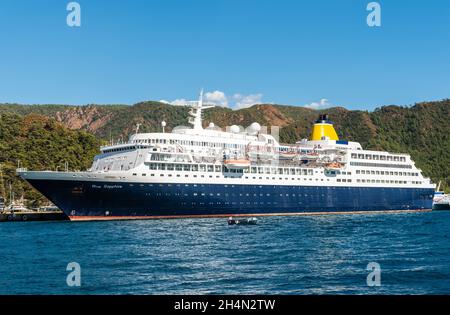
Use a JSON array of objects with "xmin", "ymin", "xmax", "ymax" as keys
[{"xmin": 68, "ymin": 209, "xmax": 431, "ymax": 221}]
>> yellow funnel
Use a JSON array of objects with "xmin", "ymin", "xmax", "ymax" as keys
[{"xmin": 310, "ymin": 114, "xmax": 339, "ymax": 141}]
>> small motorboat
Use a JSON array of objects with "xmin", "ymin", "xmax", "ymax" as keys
[{"xmin": 227, "ymin": 217, "xmax": 258, "ymax": 225}]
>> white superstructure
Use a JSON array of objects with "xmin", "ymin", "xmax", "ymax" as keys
[{"xmin": 81, "ymin": 91, "xmax": 433, "ymax": 191}]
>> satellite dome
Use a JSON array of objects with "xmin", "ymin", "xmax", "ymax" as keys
[
  {"xmin": 247, "ymin": 122, "xmax": 261, "ymax": 135},
  {"xmin": 229, "ymin": 125, "xmax": 240, "ymax": 133},
  {"xmin": 208, "ymin": 122, "xmax": 215, "ymax": 128}
]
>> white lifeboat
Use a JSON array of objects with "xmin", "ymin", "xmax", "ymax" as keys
[
  {"xmin": 224, "ymin": 159, "xmax": 251, "ymax": 170},
  {"xmin": 325, "ymin": 162, "xmax": 342, "ymax": 170},
  {"xmin": 279, "ymin": 152, "xmax": 297, "ymax": 160},
  {"xmin": 299, "ymin": 152, "xmax": 320, "ymax": 160}
]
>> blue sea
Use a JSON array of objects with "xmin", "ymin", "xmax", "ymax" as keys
[{"xmin": 1, "ymin": 211, "xmax": 450, "ymax": 295}]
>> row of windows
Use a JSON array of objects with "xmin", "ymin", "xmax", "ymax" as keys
[
  {"xmin": 144, "ymin": 164, "xmax": 420, "ymax": 178},
  {"xmin": 144, "ymin": 192, "xmax": 329, "ymax": 198},
  {"xmin": 351, "ymin": 153, "xmax": 406, "ymax": 162},
  {"xmin": 356, "ymin": 170, "xmax": 419, "ymax": 176},
  {"xmin": 134, "ymin": 183, "xmax": 349, "ymax": 189},
  {"xmin": 179, "ymin": 202, "xmax": 281, "ymax": 206},
  {"xmin": 356, "ymin": 179, "xmax": 422, "ymax": 184},
  {"xmin": 148, "ymin": 163, "xmax": 319, "ymax": 176},
  {"xmin": 131, "ymin": 182, "xmax": 423, "ymax": 190},
  {"xmin": 350, "ymin": 162, "xmax": 412, "ymax": 169},
  {"xmin": 103, "ymin": 146, "xmax": 145, "ymax": 154},
  {"xmin": 248, "ymin": 167, "xmax": 314, "ymax": 175},
  {"xmin": 134, "ymin": 138, "xmax": 247, "ymax": 149},
  {"xmin": 131, "ymin": 172, "xmax": 424, "ymax": 185},
  {"xmin": 149, "ymin": 163, "xmax": 242, "ymax": 173},
  {"xmin": 133, "ymin": 173, "xmax": 328, "ymax": 181}
]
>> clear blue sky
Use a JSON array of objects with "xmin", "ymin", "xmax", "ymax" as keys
[{"xmin": 0, "ymin": 0, "xmax": 449, "ymax": 110}]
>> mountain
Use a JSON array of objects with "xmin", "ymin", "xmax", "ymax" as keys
[{"xmin": 0, "ymin": 99, "xmax": 449, "ymax": 205}]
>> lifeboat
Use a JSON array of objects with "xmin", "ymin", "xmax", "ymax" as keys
[
  {"xmin": 325, "ymin": 162, "xmax": 342, "ymax": 170},
  {"xmin": 300, "ymin": 152, "xmax": 320, "ymax": 160},
  {"xmin": 279, "ymin": 152, "xmax": 297, "ymax": 160},
  {"xmin": 224, "ymin": 159, "xmax": 251, "ymax": 170}
]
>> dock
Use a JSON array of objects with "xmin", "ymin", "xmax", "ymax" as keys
[{"xmin": 0, "ymin": 211, "xmax": 68, "ymax": 222}]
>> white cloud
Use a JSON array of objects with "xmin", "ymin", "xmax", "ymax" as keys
[
  {"xmin": 204, "ymin": 90, "xmax": 228, "ymax": 107},
  {"xmin": 304, "ymin": 98, "xmax": 331, "ymax": 109},
  {"xmin": 233, "ymin": 93, "xmax": 263, "ymax": 110},
  {"xmin": 160, "ymin": 90, "xmax": 263, "ymax": 110},
  {"xmin": 159, "ymin": 98, "xmax": 190, "ymax": 106}
]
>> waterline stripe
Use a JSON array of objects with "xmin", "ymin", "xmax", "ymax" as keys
[{"xmin": 69, "ymin": 209, "xmax": 432, "ymax": 221}]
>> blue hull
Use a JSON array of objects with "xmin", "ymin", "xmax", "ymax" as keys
[{"xmin": 25, "ymin": 179, "xmax": 434, "ymax": 220}]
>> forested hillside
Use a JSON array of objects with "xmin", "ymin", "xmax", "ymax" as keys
[{"xmin": 0, "ymin": 113, "xmax": 99, "ymax": 207}]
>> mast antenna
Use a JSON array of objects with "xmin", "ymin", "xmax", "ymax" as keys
[
  {"xmin": 135, "ymin": 123, "xmax": 141, "ymax": 135},
  {"xmin": 187, "ymin": 89, "xmax": 215, "ymax": 130}
]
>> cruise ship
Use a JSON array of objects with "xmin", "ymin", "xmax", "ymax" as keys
[{"xmin": 17, "ymin": 92, "xmax": 435, "ymax": 221}]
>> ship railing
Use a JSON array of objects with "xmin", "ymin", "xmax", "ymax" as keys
[{"xmin": 16, "ymin": 167, "xmax": 28, "ymax": 172}]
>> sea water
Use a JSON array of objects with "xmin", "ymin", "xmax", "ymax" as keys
[{"xmin": 1, "ymin": 211, "xmax": 450, "ymax": 294}]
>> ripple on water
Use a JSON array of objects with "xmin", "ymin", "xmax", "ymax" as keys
[{"xmin": 0, "ymin": 211, "xmax": 450, "ymax": 294}]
